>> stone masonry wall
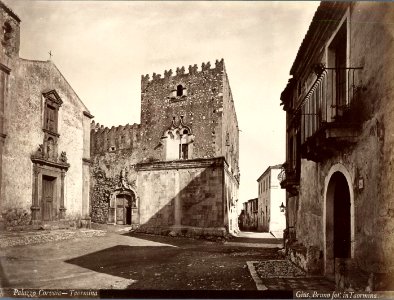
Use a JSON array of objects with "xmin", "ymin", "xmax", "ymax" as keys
[
  {"xmin": 91, "ymin": 122, "xmax": 141, "ymax": 155},
  {"xmin": 90, "ymin": 59, "xmax": 240, "ymax": 237},
  {"xmin": 293, "ymin": 2, "xmax": 394, "ymax": 276},
  {"xmin": 90, "ymin": 147, "xmax": 141, "ymax": 223},
  {"xmin": 221, "ymin": 68, "xmax": 239, "ymax": 175},
  {"xmin": 139, "ymin": 60, "xmax": 226, "ymax": 162},
  {"xmin": 135, "ymin": 158, "xmax": 226, "ymax": 237},
  {"xmin": 0, "ymin": 3, "xmax": 20, "ymax": 59}
]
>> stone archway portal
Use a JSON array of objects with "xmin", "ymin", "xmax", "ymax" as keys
[
  {"xmin": 114, "ymin": 191, "xmax": 137, "ymax": 225},
  {"xmin": 325, "ymin": 171, "xmax": 351, "ymax": 275},
  {"xmin": 116, "ymin": 193, "xmax": 131, "ymax": 225}
]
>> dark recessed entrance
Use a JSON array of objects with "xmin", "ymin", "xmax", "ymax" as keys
[
  {"xmin": 116, "ymin": 193, "xmax": 135, "ymax": 225},
  {"xmin": 333, "ymin": 172, "xmax": 351, "ymax": 258},
  {"xmin": 326, "ymin": 171, "xmax": 351, "ymax": 274}
]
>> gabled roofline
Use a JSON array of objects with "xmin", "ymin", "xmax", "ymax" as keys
[
  {"xmin": 19, "ymin": 58, "xmax": 93, "ymax": 115},
  {"xmin": 257, "ymin": 164, "xmax": 282, "ymax": 182}
]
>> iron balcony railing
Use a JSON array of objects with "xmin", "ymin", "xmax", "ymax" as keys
[
  {"xmin": 278, "ymin": 165, "xmax": 286, "ymax": 184},
  {"xmin": 278, "ymin": 162, "xmax": 298, "ymax": 187},
  {"xmin": 294, "ymin": 66, "xmax": 363, "ymax": 145}
]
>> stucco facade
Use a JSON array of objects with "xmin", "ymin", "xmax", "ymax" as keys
[
  {"xmin": 257, "ymin": 165, "xmax": 286, "ymax": 237},
  {"xmin": 280, "ymin": 1, "xmax": 394, "ymax": 290},
  {"xmin": 0, "ymin": 1, "xmax": 92, "ymax": 228}
]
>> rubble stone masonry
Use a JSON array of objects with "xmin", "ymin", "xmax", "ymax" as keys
[{"xmin": 90, "ymin": 60, "xmax": 239, "ymax": 235}]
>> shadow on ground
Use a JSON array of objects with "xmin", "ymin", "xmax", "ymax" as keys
[
  {"xmin": 231, "ymin": 237, "xmax": 282, "ymax": 244},
  {"xmin": 65, "ymin": 232, "xmax": 281, "ymax": 290},
  {"xmin": 126, "ymin": 231, "xmax": 283, "ymax": 246}
]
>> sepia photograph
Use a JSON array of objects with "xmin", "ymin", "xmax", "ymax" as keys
[{"xmin": 0, "ymin": 0, "xmax": 393, "ymax": 298}]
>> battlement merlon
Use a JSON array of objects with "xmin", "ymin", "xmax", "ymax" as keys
[
  {"xmin": 141, "ymin": 58, "xmax": 225, "ymax": 90},
  {"xmin": 90, "ymin": 120, "xmax": 141, "ymax": 134}
]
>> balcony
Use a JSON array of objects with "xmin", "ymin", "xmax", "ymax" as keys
[
  {"xmin": 278, "ymin": 163, "xmax": 299, "ymax": 195},
  {"xmin": 296, "ymin": 65, "xmax": 363, "ymax": 162}
]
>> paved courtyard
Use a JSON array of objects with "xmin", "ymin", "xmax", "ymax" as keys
[
  {"xmin": 0, "ymin": 228, "xmax": 282, "ymax": 291},
  {"xmin": 0, "ymin": 227, "xmax": 334, "ymax": 296}
]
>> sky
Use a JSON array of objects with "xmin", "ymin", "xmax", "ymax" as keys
[{"xmin": 5, "ymin": 0, "xmax": 319, "ymax": 208}]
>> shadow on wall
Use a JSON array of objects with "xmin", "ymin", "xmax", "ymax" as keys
[{"xmin": 136, "ymin": 166, "xmax": 228, "ymax": 238}]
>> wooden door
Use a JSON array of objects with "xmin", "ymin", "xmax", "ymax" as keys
[
  {"xmin": 116, "ymin": 194, "xmax": 133, "ymax": 225},
  {"xmin": 116, "ymin": 197, "xmax": 124, "ymax": 225},
  {"xmin": 42, "ymin": 176, "xmax": 55, "ymax": 221}
]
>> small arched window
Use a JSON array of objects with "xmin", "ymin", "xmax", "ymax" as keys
[{"xmin": 176, "ymin": 85, "xmax": 183, "ymax": 97}]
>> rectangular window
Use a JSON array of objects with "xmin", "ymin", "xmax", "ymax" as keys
[
  {"xmin": 45, "ymin": 104, "xmax": 57, "ymax": 133},
  {"xmin": 180, "ymin": 143, "xmax": 188, "ymax": 159},
  {"xmin": 328, "ymin": 20, "xmax": 347, "ymax": 119}
]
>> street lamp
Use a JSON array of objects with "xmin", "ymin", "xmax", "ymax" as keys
[{"xmin": 279, "ymin": 202, "xmax": 286, "ymax": 212}]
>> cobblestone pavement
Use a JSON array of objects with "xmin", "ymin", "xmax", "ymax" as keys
[
  {"xmin": 248, "ymin": 260, "xmax": 335, "ymax": 291},
  {"xmin": 0, "ymin": 229, "xmax": 106, "ymax": 248}
]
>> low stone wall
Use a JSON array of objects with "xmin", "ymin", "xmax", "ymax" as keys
[
  {"xmin": 136, "ymin": 224, "xmax": 227, "ymax": 239},
  {"xmin": 286, "ymin": 242, "xmax": 323, "ymax": 276},
  {"xmin": 136, "ymin": 157, "xmax": 227, "ymax": 237}
]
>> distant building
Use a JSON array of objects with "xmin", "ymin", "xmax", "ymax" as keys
[
  {"xmin": 239, "ymin": 198, "xmax": 258, "ymax": 231},
  {"xmin": 257, "ymin": 165, "xmax": 285, "ymax": 237},
  {"xmin": 0, "ymin": 1, "xmax": 92, "ymax": 229},
  {"xmin": 90, "ymin": 59, "xmax": 240, "ymax": 237},
  {"xmin": 279, "ymin": 1, "xmax": 394, "ymax": 289}
]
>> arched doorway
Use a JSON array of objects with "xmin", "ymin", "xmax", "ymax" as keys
[
  {"xmin": 325, "ymin": 171, "xmax": 351, "ymax": 275},
  {"xmin": 108, "ymin": 189, "xmax": 138, "ymax": 226}
]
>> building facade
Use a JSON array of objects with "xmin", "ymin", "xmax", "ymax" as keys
[
  {"xmin": 238, "ymin": 198, "xmax": 258, "ymax": 231},
  {"xmin": 0, "ymin": 1, "xmax": 93, "ymax": 229},
  {"xmin": 90, "ymin": 59, "xmax": 240, "ymax": 237},
  {"xmin": 257, "ymin": 165, "xmax": 285, "ymax": 237},
  {"xmin": 280, "ymin": 2, "xmax": 394, "ymax": 289}
]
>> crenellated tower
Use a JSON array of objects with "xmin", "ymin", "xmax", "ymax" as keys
[
  {"xmin": 90, "ymin": 59, "xmax": 240, "ymax": 230},
  {"xmin": 139, "ymin": 59, "xmax": 239, "ymax": 176}
]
